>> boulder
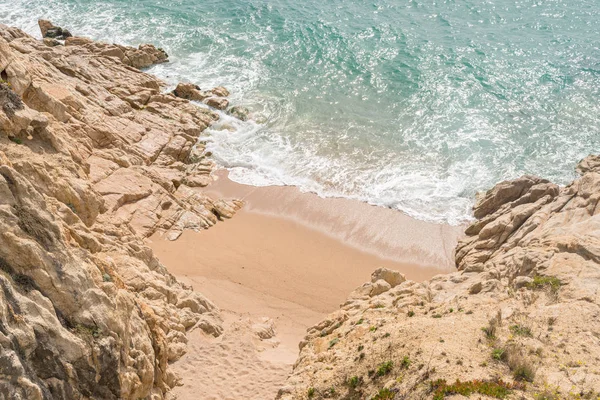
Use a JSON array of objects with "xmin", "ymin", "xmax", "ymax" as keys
[
  {"xmin": 204, "ymin": 97, "xmax": 229, "ymax": 110},
  {"xmin": 227, "ymin": 105, "xmax": 250, "ymax": 121},
  {"xmin": 37, "ymin": 19, "xmax": 72, "ymax": 40},
  {"xmin": 210, "ymin": 86, "xmax": 230, "ymax": 97},
  {"xmin": 173, "ymin": 82, "xmax": 210, "ymax": 101},
  {"xmin": 371, "ymin": 267, "xmax": 406, "ymax": 288}
]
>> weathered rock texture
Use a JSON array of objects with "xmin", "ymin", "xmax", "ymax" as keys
[
  {"xmin": 279, "ymin": 157, "xmax": 600, "ymax": 399},
  {"xmin": 0, "ymin": 24, "xmax": 240, "ymax": 399}
]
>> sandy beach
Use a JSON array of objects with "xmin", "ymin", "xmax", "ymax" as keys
[{"xmin": 148, "ymin": 170, "xmax": 464, "ymax": 400}]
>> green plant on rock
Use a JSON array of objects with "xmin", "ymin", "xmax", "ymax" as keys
[
  {"xmin": 508, "ymin": 352, "xmax": 536, "ymax": 382},
  {"xmin": 74, "ymin": 323, "xmax": 101, "ymax": 339},
  {"xmin": 400, "ymin": 356, "xmax": 411, "ymax": 369},
  {"xmin": 376, "ymin": 361, "xmax": 393, "ymax": 376},
  {"xmin": 510, "ymin": 324, "xmax": 533, "ymax": 337},
  {"xmin": 492, "ymin": 347, "xmax": 506, "ymax": 361},
  {"xmin": 430, "ymin": 379, "xmax": 518, "ymax": 400},
  {"xmin": 347, "ymin": 376, "xmax": 362, "ymax": 389},
  {"xmin": 528, "ymin": 275, "xmax": 561, "ymax": 298},
  {"xmin": 371, "ymin": 388, "xmax": 395, "ymax": 400}
]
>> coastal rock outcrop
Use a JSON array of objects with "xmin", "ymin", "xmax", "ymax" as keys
[
  {"xmin": 279, "ymin": 157, "xmax": 600, "ymax": 399},
  {"xmin": 0, "ymin": 23, "xmax": 240, "ymax": 399}
]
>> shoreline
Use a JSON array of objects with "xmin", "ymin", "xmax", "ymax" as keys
[
  {"xmin": 150, "ymin": 169, "xmax": 465, "ymax": 313},
  {"xmin": 148, "ymin": 170, "xmax": 464, "ymax": 399}
]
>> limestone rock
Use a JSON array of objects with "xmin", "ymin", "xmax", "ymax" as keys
[
  {"xmin": 0, "ymin": 24, "xmax": 238, "ymax": 399},
  {"xmin": 210, "ymin": 86, "xmax": 230, "ymax": 97},
  {"xmin": 371, "ymin": 267, "xmax": 406, "ymax": 288},
  {"xmin": 37, "ymin": 19, "xmax": 72, "ymax": 40},
  {"xmin": 204, "ymin": 97, "xmax": 229, "ymax": 110},
  {"xmin": 173, "ymin": 82, "xmax": 210, "ymax": 101}
]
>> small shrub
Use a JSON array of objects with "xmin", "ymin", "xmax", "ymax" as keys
[
  {"xmin": 492, "ymin": 348, "xmax": 507, "ymax": 361},
  {"xmin": 383, "ymin": 332, "xmax": 390, "ymax": 338},
  {"xmin": 359, "ymin": 352, "xmax": 365, "ymax": 360},
  {"xmin": 358, "ymin": 344, "xmax": 364, "ymax": 351},
  {"xmin": 376, "ymin": 361, "xmax": 393, "ymax": 376},
  {"xmin": 482, "ymin": 312, "xmax": 502, "ymax": 340},
  {"xmin": 356, "ymin": 318, "xmax": 364, "ymax": 325},
  {"xmin": 307, "ymin": 387, "xmax": 315, "ymax": 398},
  {"xmin": 102, "ymin": 273, "xmax": 112, "ymax": 282},
  {"xmin": 371, "ymin": 388, "xmax": 395, "ymax": 400},
  {"xmin": 347, "ymin": 376, "xmax": 362, "ymax": 388},
  {"xmin": 369, "ymin": 326, "xmax": 377, "ymax": 332},
  {"xmin": 9, "ymin": 136, "xmax": 22, "ymax": 145},
  {"xmin": 528, "ymin": 275, "xmax": 561, "ymax": 299},
  {"xmin": 508, "ymin": 351, "xmax": 536, "ymax": 382},
  {"xmin": 510, "ymin": 324, "xmax": 533, "ymax": 337},
  {"xmin": 400, "ymin": 356, "xmax": 411, "ymax": 369},
  {"xmin": 407, "ymin": 310, "xmax": 415, "ymax": 317},
  {"xmin": 74, "ymin": 323, "xmax": 101, "ymax": 339},
  {"xmin": 329, "ymin": 338, "xmax": 339, "ymax": 349},
  {"xmin": 432, "ymin": 314, "xmax": 442, "ymax": 318}
]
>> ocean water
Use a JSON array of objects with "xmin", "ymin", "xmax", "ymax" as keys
[{"xmin": 2, "ymin": 0, "xmax": 599, "ymax": 224}]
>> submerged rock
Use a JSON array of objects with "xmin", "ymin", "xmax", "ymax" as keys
[{"xmin": 227, "ymin": 105, "xmax": 250, "ymax": 121}]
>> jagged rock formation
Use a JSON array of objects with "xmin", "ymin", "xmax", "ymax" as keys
[
  {"xmin": 279, "ymin": 157, "xmax": 600, "ymax": 400},
  {"xmin": 0, "ymin": 24, "xmax": 241, "ymax": 399}
]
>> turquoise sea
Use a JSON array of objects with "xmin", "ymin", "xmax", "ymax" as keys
[{"xmin": 2, "ymin": 0, "xmax": 599, "ymax": 224}]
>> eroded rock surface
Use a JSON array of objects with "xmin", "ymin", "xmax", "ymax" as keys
[
  {"xmin": 279, "ymin": 158, "xmax": 600, "ymax": 399},
  {"xmin": 0, "ymin": 24, "xmax": 241, "ymax": 399}
]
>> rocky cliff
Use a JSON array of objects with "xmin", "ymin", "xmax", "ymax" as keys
[
  {"xmin": 279, "ymin": 156, "xmax": 600, "ymax": 400},
  {"xmin": 0, "ymin": 23, "xmax": 241, "ymax": 399}
]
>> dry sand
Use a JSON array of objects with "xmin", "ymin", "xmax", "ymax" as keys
[{"xmin": 148, "ymin": 171, "xmax": 464, "ymax": 400}]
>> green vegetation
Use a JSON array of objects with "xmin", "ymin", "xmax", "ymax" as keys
[
  {"xmin": 371, "ymin": 388, "xmax": 395, "ymax": 400},
  {"xmin": 329, "ymin": 338, "xmax": 339, "ymax": 349},
  {"xmin": 74, "ymin": 323, "xmax": 101, "ymax": 339},
  {"xmin": 407, "ymin": 310, "xmax": 415, "ymax": 317},
  {"xmin": 9, "ymin": 136, "xmax": 22, "ymax": 144},
  {"xmin": 510, "ymin": 324, "xmax": 533, "ymax": 337},
  {"xmin": 430, "ymin": 379, "xmax": 517, "ymax": 400},
  {"xmin": 356, "ymin": 318, "xmax": 364, "ymax": 325},
  {"xmin": 369, "ymin": 326, "xmax": 377, "ymax": 332},
  {"xmin": 347, "ymin": 376, "xmax": 362, "ymax": 388},
  {"xmin": 432, "ymin": 314, "xmax": 442, "ymax": 318},
  {"xmin": 307, "ymin": 387, "xmax": 315, "ymax": 398},
  {"xmin": 528, "ymin": 275, "xmax": 561, "ymax": 290},
  {"xmin": 511, "ymin": 357, "xmax": 536, "ymax": 382},
  {"xmin": 492, "ymin": 348, "xmax": 506, "ymax": 361},
  {"xmin": 400, "ymin": 356, "xmax": 411, "ymax": 369},
  {"xmin": 376, "ymin": 361, "xmax": 393, "ymax": 376},
  {"xmin": 102, "ymin": 273, "xmax": 112, "ymax": 282}
]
